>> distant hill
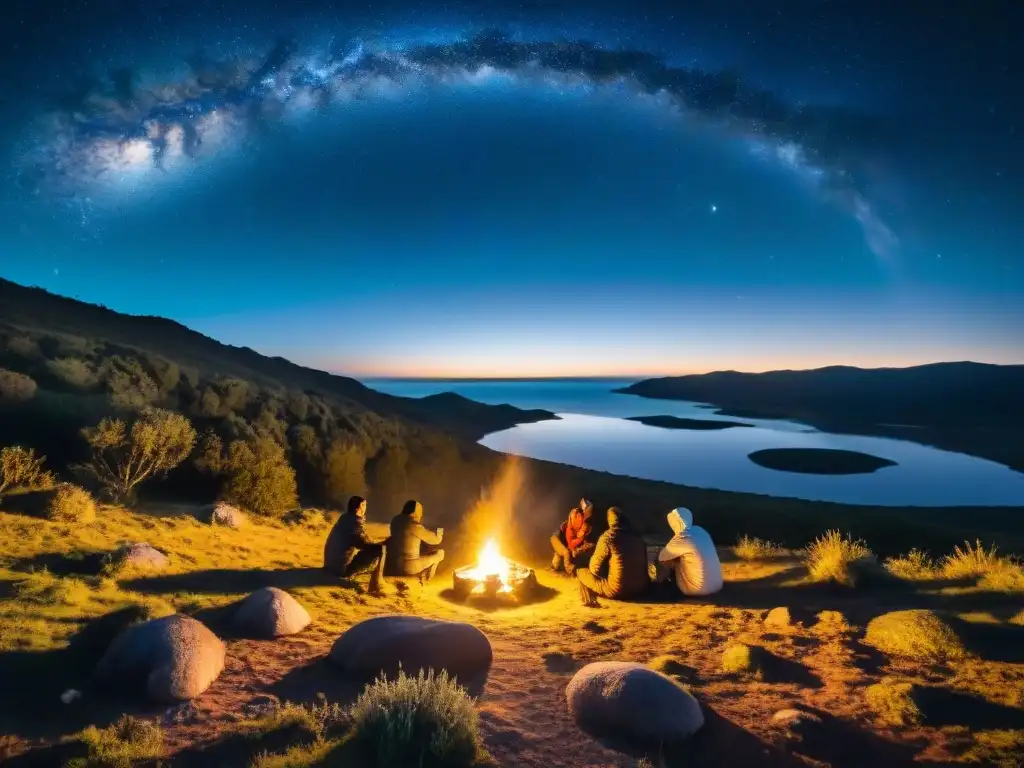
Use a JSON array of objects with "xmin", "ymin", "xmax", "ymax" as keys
[
  {"xmin": 618, "ymin": 363, "xmax": 1024, "ymax": 471},
  {"xmin": 0, "ymin": 279, "xmax": 553, "ymax": 442}
]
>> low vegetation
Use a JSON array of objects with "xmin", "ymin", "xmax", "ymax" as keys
[
  {"xmin": 804, "ymin": 529, "xmax": 876, "ymax": 586},
  {"xmin": 0, "ymin": 445, "xmax": 55, "ymax": 495},
  {"xmin": 884, "ymin": 541, "xmax": 1024, "ymax": 592},
  {"xmin": 733, "ymin": 535, "xmax": 788, "ymax": 560},
  {"xmin": 350, "ymin": 668, "xmax": 483, "ymax": 768},
  {"xmin": 864, "ymin": 609, "xmax": 967, "ymax": 662},
  {"xmin": 67, "ymin": 715, "xmax": 165, "ymax": 768},
  {"xmin": 865, "ymin": 678, "xmax": 922, "ymax": 726},
  {"xmin": 47, "ymin": 483, "xmax": 98, "ymax": 524},
  {"xmin": 720, "ymin": 643, "xmax": 761, "ymax": 677}
]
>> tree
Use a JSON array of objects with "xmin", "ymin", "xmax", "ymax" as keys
[
  {"xmin": 77, "ymin": 408, "xmax": 197, "ymax": 502},
  {"xmin": 368, "ymin": 445, "xmax": 409, "ymax": 505},
  {"xmin": 0, "ymin": 446, "xmax": 55, "ymax": 495},
  {"xmin": 220, "ymin": 437, "xmax": 298, "ymax": 517},
  {"xmin": 323, "ymin": 440, "xmax": 367, "ymax": 506}
]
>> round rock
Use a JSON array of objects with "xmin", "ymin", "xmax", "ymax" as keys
[
  {"xmin": 765, "ymin": 607, "xmax": 794, "ymax": 630},
  {"xmin": 211, "ymin": 502, "xmax": 247, "ymax": 528},
  {"xmin": 112, "ymin": 542, "xmax": 169, "ymax": 572},
  {"xmin": 95, "ymin": 614, "xmax": 225, "ymax": 703},
  {"xmin": 233, "ymin": 587, "xmax": 311, "ymax": 638},
  {"xmin": 566, "ymin": 661, "xmax": 704, "ymax": 744},
  {"xmin": 329, "ymin": 615, "xmax": 492, "ymax": 679}
]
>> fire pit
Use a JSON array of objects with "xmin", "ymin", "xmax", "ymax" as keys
[{"xmin": 452, "ymin": 539, "xmax": 539, "ymax": 603}]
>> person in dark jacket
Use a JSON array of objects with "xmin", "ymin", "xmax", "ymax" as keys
[
  {"xmin": 323, "ymin": 495, "xmax": 389, "ymax": 593},
  {"xmin": 549, "ymin": 502, "xmax": 596, "ymax": 575},
  {"xmin": 386, "ymin": 499, "xmax": 445, "ymax": 582},
  {"xmin": 576, "ymin": 506, "xmax": 649, "ymax": 605}
]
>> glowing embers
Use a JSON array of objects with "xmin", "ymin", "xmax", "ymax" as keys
[{"xmin": 452, "ymin": 538, "xmax": 538, "ymax": 604}]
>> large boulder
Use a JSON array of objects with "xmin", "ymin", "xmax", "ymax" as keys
[
  {"xmin": 111, "ymin": 542, "xmax": 169, "ymax": 572},
  {"xmin": 210, "ymin": 502, "xmax": 247, "ymax": 528},
  {"xmin": 329, "ymin": 615, "xmax": 492, "ymax": 678},
  {"xmin": 95, "ymin": 614, "xmax": 225, "ymax": 702},
  {"xmin": 233, "ymin": 587, "xmax": 311, "ymax": 638},
  {"xmin": 566, "ymin": 661, "xmax": 704, "ymax": 744}
]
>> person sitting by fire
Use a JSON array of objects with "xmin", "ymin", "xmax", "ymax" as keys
[
  {"xmin": 576, "ymin": 506, "xmax": 649, "ymax": 606},
  {"xmin": 387, "ymin": 499, "xmax": 445, "ymax": 583},
  {"xmin": 323, "ymin": 495, "xmax": 390, "ymax": 595},
  {"xmin": 654, "ymin": 507, "xmax": 723, "ymax": 597},
  {"xmin": 549, "ymin": 499, "xmax": 597, "ymax": 575}
]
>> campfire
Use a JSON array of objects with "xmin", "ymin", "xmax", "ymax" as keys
[{"xmin": 452, "ymin": 538, "xmax": 538, "ymax": 603}]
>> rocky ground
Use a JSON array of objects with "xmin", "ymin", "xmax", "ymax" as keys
[{"xmin": 2, "ymin": 504, "xmax": 1023, "ymax": 767}]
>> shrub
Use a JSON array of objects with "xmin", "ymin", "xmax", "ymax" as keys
[
  {"xmin": 942, "ymin": 541, "xmax": 1024, "ymax": 592},
  {"xmin": 0, "ymin": 368, "xmax": 37, "ymax": 402},
  {"xmin": 962, "ymin": 730, "xmax": 1024, "ymax": 768},
  {"xmin": 720, "ymin": 643, "xmax": 761, "ymax": 676},
  {"xmin": 884, "ymin": 549, "xmax": 938, "ymax": 581},
  {"xmin": 865, "ymin": 678, "xmax": 921, "ymax": 726},
  {"xmin": 323, "ymin": 441, "xmax": 368, "ymax": 506},
  {"xmin": 734, "ymin": 535, "xmax": 787, "ymax": 560},
  {"xmin": 47, "ymin": 357, "xmax": 98, "ymax": 389},
  {"xmin": 350, "ymin": 668, "xmax": 480, "ymax": 768},
  {"xmin": 245, "ymin": 698, "xmax": 349, "ymax": 743},
  {"xmin": 804, "ymin": 530, "xmax": 876, "ymax": 586},
  {"xmin": 0, "ymin": 446, "xmax": 56, "ymax": 495},
  {"xmin": 67, "ymin": 715, "xmax": 164, "ymax": 768},
  {"xmin": 4, "ymin": 335, "xmax": 39, "ymax": 358},
  {"xmin": 221, "ymin": 438, "xmax": 299, "ymax": 517},
  {"xmin": 864, "ymin": 609, "xmax": 967, "ymax": 661},
  {"xmin": 76, "ymin": 408, "xmax": 196, "ymax": 502},
  {"xmin": 47, "ymin": 484, "xmax": 97, "ymax": 524}
]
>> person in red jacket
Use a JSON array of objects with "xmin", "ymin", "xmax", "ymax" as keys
[{"xmin": 549, "ymin": 499, "xmax": 596, "ymax": 575}]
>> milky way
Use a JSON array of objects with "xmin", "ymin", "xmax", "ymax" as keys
[{"xmin": 16, "ymin": 30, "xmax": 897, "ymax": 257}]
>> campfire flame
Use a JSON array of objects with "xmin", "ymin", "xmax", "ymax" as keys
[{"xmin": 466, "ymin": 538, "xmax": 513, "ymax": 593}]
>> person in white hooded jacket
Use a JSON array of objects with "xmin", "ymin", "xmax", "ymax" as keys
[{"xmin": 655, "ymin": 507, "xmax": 723, "ymax": 597}]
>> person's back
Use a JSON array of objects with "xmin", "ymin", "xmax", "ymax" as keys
[
  {"xmin": 389, "ymin": 512, "xmax": 422, "ymax": 562},
  {"xmin": 584, "ymin": 509, "xmax": 648, "ymax": 600},
  {"xmin": 658, "ymin": 508, "xmax": 723, "ymax": 596},
  {"xmin": 387, "ymin": 500, "xmax": 445, "ymax": 580}
]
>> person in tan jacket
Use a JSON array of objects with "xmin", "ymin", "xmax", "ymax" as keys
[
  {"xmin": 386, "ymin": 499, "xmax": 445, "ymax": 582},
  {"xmin": 576, "ymin": 506, "xmax": 649, "ymax": 605}
]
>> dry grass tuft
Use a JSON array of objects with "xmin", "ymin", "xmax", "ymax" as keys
[
  {"xmin": 66, "ymin": 715, "xmax": 164, "ymax": 768},
  {"xmin": 47, "ymin": 484, "xmax": 98, "ymax": 525},
  {"xmin": 812, "ymin": 609, "xmax": 853, "ymax": 636},
  {"xmin": 720, "ymin": 643, "xmax": 761, "ymax": 677},
  {"xmin": 884, "ymin": 549, "xmax": 938, "ymax": 581},
  {"xmin": 350, "ymin": 667, "xmax": 481, "ymax": 768},
  {"xmin": 734, "ymin": 535, "xmax": 788, "ymax": 560},
  {"xmin": 251, "ymin": 740, "xmax": 342, "ymax": 768},
  {"xmin": 864, "ymin": 609, "xmax": 967, "ymax": 661},
  {"xmin": 804, "ymin": 530, "xmax": 876, "ymax": 586},
  {"xmin": 244, "ymin": 698, "xmax": 349, "ymax": 743},
  {"xmin": 942, "ymin": 541, "xmax": 1024, "ymax": 592},
  {"xmin": 15, "ymin": 571, "xmax": 92, "ymax": 607},
  {"xmin": 865, "ymin": 678, "xmax": 921, "ymax": 726}
]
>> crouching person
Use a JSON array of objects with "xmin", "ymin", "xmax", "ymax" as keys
[
  {"xmin": 576, "ymin": 506, "xmax": 649, "ymax": 606},
  {"xmin": 324, "ymin": 495, "xmax": 390, "ymax": 594},
  {"xmin": 655, "ymin": 507, "xmax": 723, "ymax": 597},
  {"xmin": 387, "ymin": 499, "xmax": 445, "ymax": 583},
  {"xmin": 550, "ymin": 500, "xmax": 596, "ymax": 575}
]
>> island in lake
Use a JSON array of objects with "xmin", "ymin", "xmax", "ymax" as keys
[
  {"xmin": 627, "ymin": 415, "xmax": 754, "ymax": 430},
  {"xmin": 748, "ymin": 447, "xmax": 898, "ymax": 475}
]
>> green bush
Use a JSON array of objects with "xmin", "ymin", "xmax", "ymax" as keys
[
  {"xmin": 221, "ymin": 437, "xmax": 299, "ymax": 517},
  {"xmin": 47, "ymin": 357, "xmax": 98, "ymax": 390},
  {"xmin": 47, "ymin": 484, "xmax": 97, "ymax": 524},
  {"xmin": 67, "ymin": 715, "xmax": 164, "ymax": 767},
  {"xmin": 350, "ymin": 668, "xmax": 481, "ymax": 768},
  {"xmin": 864, "ymin": 609, "xmax": 966, "ymax": 661}
]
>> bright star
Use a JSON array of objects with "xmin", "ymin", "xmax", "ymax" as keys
[{"xmin": 711, "ymin": 204, "xmax": 717, "ymax": 213}]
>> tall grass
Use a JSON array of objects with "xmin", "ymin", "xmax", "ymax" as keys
[
  {"xmin": 942, "ymin": 541, "xmax": 1024, "ymax": 591},
  {"xmin": 804, "ymin": 530, "xmax": 875, "ymax": 586},
  {"xmin": 734, "ymin": 535, "xmax": 788, "ymax": 560},
  {"xmin": 66, "ymin": 715, "xmax": 164, "ymax": 768},
  {"xmin": 350, "ymin": 668, "xmax": 481, "ymax": 768}
]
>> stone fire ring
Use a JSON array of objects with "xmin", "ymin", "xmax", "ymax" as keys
[{"xmin": 452, "ymin": 561, "xmax": 539, "ymax": 603}]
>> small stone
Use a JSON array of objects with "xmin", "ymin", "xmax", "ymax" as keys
[
  {"xmin": 210, "ymin": 502, "xmax": 247, "ymax": 528},
  {"xmin": 241, "ymin": 694, "xmax": 281, "ymax": 720},
  {"xmin": 233, "ymin": 587, "xmax": 311, "ymax": 638},
  {"xmin": 111, "ymin": 542, "xmax": 169, "ymax": 572}
]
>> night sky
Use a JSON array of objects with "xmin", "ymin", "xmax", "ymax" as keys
[{"xmin": 1, "ymin": 1, "xmax": 1020, "ymax": 377}]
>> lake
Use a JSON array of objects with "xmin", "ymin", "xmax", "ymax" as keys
[{"xmin": 364, "ymin": 378, "xmax": 1024, "ymax": 507}]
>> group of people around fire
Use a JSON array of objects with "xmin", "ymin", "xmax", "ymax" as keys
[{"xmin": 323, "ymin": 492, "xmax": 723, "ymax": 605}]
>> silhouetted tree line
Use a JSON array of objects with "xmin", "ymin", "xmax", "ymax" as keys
[{"xmin": 0, "ymin": 327, "xmax": 494, "ymax": 517}]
